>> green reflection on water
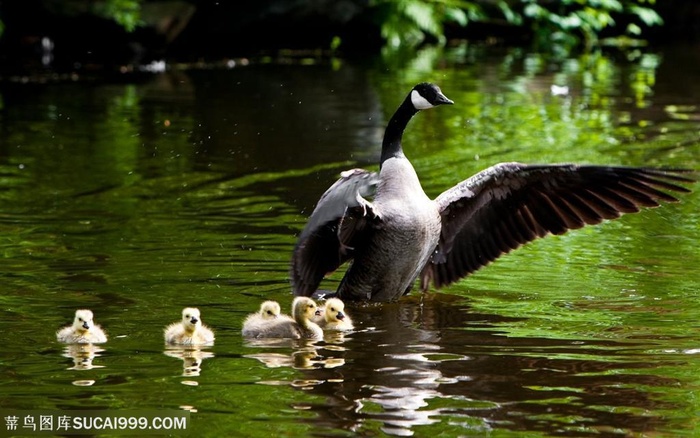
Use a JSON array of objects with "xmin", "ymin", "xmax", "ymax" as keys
[{"xmin": 0, "ymin": 46, "xmax": 698, "ymax": 436}]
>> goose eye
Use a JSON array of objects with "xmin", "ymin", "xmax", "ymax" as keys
[
  {"xmin": 78, "ymin": 318, "xmax": 83, "ymax": 322},
  {"xmin": 266, "ymin": 311, "xmax": 272, "ymax": 315}
]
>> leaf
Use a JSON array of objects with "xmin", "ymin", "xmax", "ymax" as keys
[
  {"xmin": 599, "ymin": 0, "xmax": 623, "ymax": 12},
  {"xmin": 498, "ymin": 1, "xmax": 522, "ymax": 25},
  {"xmin": 523, "ymin": 3, "xmax": 547, "ymax": 19},
  {"xmin": 629, "ymin": 5, "xmax": 664, "ymax": 27},
  {"xmin": 404, "ymin": 1, "xmax": 441, "ymax": 36},
  {"xmin": 445, "ymin": 7, "xmax": 469, "ymax": 27},
  {"xmin": 626, "ymin": 23, "xmax": 642, "ymax": 35}
]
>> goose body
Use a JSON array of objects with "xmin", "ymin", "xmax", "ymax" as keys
[
  {"xmin": 291, "ymin": 83, "xmax": 695, "ymax": 302},
  {"xmin": 341, "ymin": 159, "xmax": 441, "ymax": 301},
  {"xmin": 56, "ymin": 309, "xmax": 107, "ymax": 344},
  {"xmin": 164, "ymin": 307, "xmax": 215, "ymax": 346},
  {"xmin": 314, "ymin": 298, "xmax": 354, "ymax": 331},
  {"xmin": 250, "ymin": 297, "xmax": 323, "ymax": 339}
]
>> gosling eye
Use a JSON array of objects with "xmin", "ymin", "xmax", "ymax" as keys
[
  {"xmin": 266, "ymin": 311, "xmax": 273, "ymax": 315},
  {"xmin": 78, "ymin": 318, "xmax": 83, "ymax": 322}
]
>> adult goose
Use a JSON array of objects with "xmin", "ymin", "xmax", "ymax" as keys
[{"xmin": 291, "ymin": 83, "xmax": 695, "ymax": 302}]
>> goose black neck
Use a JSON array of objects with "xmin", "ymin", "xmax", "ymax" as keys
[{"xmin": 380, "ymin": 96, "xmax": 419, "ymax": 168}]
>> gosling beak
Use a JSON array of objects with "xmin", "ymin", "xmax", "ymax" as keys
[
  {"xmin": 315, "ymin": 309, "xmax": 322, "ymax": 316},
  {"xmin": 190, "ymin": 317, "xmax": 198, "ymax": 325},
  {"xmin": 82, "ymin": 322, "xmax": 90, "ymax": 330},
  {"xmin": 336, "ymin": 312, "xmax": 345, "ymax": 321}
]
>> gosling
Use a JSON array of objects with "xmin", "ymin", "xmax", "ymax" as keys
[
  {"xmin": 164, "ymin": 307, "xmax": 215, "ymax": 346},
  {"xmin": 315, "ymin": 298, "xmax": 354, "ymax": 331},
  {"xmin": 56, "ymin": 309, "xmax": 108, "ymax": 344},
  {"xmin": 241, "ymin": 300, "xmax": 288, "ymax": 337},
  {"xmin": 246, "ymin": 297, "xmax": 322, "ymax": 340}
]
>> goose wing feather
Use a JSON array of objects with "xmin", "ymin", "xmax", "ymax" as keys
[
  {"xmin": 292, "ymin": 169, "xmax": 381, "ymax": 296},
  {"xmin": 421, "ymin": 163, "xmax": 695, "ymax": 290}
]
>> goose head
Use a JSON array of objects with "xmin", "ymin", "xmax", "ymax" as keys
[
  {"xmin": 73, "ymin": 309, "xmax": 95, "ymax": 333},
  {"xmin": 381, "ymin": 83, "xmax": 454, "ymax": 166},
  {"xmin": 410, "ymin": 83, "xmax": 454, "ymax": 110},
  {"xmin": 259, "ymin": 300, "xmax": 281, "ymax": 320},
  {"xmin": 181, "ymin": 307, "xmax": 202, "ymax": 333}
]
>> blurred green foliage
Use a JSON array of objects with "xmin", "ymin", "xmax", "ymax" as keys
[
  {"xmin": 45, "ymin": 0, "xmax": 142, "ymax": 32},
  {"xmin": 94, "ymin": 0, "xmax": 142, "ymax": 31},
  {"xmin": 506, "ymin": 0, "xmax": 663, "ymax": 54},
  {"xmin": 0, "ymin": 0, "xmax": 664, "ymax": 55},
  {"xmin": 373, "ymin": 0, "xmax": 663, "ymax": 54},
  {"xmin": 371, "ymin": 0, "xmax": 486, "ymax": 48}
]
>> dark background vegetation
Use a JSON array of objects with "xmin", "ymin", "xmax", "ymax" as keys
[{"xmin": 0, "ymin": 0, "xmax": 699, "ymax": 75}]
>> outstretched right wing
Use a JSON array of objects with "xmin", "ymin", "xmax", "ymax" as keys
[{"xmin": 421, "ymin": 163, "xmax": 695, "ymax": 290}]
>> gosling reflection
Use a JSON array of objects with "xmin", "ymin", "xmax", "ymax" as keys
[
  {"xmin": 62, "ymin": 343, "xmax": 105, "ymax": 370},
  {"xmin": 244, "ymin": 339, "xmax": 346, "ymax": 371},
  {"xmin": 164, "ymin": 346, "xmax": 215, "ymax": 377},
  {"xmin": 284, "ymin": 295, "xmax": 488, "ymax": 436},
  {"xmin": 282, "ymin": 293, "xmax": 688, "ymax": 436}
]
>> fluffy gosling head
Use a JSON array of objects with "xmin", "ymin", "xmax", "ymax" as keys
[
  {"xmin": 72, "ymin": 309, "xmax": 96, "ymax": 334},
  {"xmin": 181, "ymin": 307, "xmax": 202, "ymax": 334},
  {"xmin": 323, "ymin": 298, "xmax": 347, "ymax": 323},
  {"xmin": 292, "ymin": 297, "xmax": 320, "ymax": 322},
  {"xmin": 259, "ymin": 301, "xmax": 281, "ymax": 320}
]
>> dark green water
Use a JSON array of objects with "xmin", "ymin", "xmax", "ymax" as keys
[{"xmin": 1, "ymin": 45, "xmax": 699, "ymax": 437}]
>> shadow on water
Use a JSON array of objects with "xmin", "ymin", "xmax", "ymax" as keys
[{"xmin": 246, "ymin": 294, "xmax": 685, "ymax": 436}]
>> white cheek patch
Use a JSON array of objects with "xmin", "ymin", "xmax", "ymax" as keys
[{"xmin": 411, "ymin": 90, "xmax": 434, "ymax": 109}]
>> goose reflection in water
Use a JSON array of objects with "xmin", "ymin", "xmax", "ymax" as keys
[
  {"xmin": 62, "ymin": 343, "xmax": 105, "ymax": 370},
  {"xmin": 164, "ymin": 346, "xmax": 215, "ymax": 377},
  {"xmin": 283, "ymin": 295, "xmax": 688, "ymax": 436}
]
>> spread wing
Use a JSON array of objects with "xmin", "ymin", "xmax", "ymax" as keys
[
  {"xmin": 421, "ymin": 163, "xmax": 696, "ymax": 290},
  {"xmin": 291, "ymin": 169, "xmax": 381, "ymax": 296}
]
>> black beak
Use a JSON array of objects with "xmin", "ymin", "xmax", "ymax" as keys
[
  {"xmin": 435, "ymin": 92, "xmax": 454, "ymax": 106},
  {"xmin": 82, "ymin": 322, "xmax": 90, "ymax": 329},
  {"xmin": 336, "ymin": 312, "xmax": 345, "ymax": 320},
  {"xmin": 315, "ymin": 309, "xmax": 322, "ymax": 316},
  {"xmin": 190, "ymin": 317, "xmax": 198, "ymax": 324}
]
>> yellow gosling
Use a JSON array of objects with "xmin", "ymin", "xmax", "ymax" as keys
[
  {"xmin": 248, "ymin": 297, "xmax": 322, "ymax": 340},
  {"xmin": 164, "ymin": 307, "xmax": 215, "ymax": 346},
  {"xmin": 242, "ymin": 300, "xmax": 289, "ymax": 337},
  {"xmin": 318, "ymin": 298, "xmax": 354, "ymax": 331},
  {"xmin": 56, "ymin": 309, "xmax": 107, "ymax": 344}
]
